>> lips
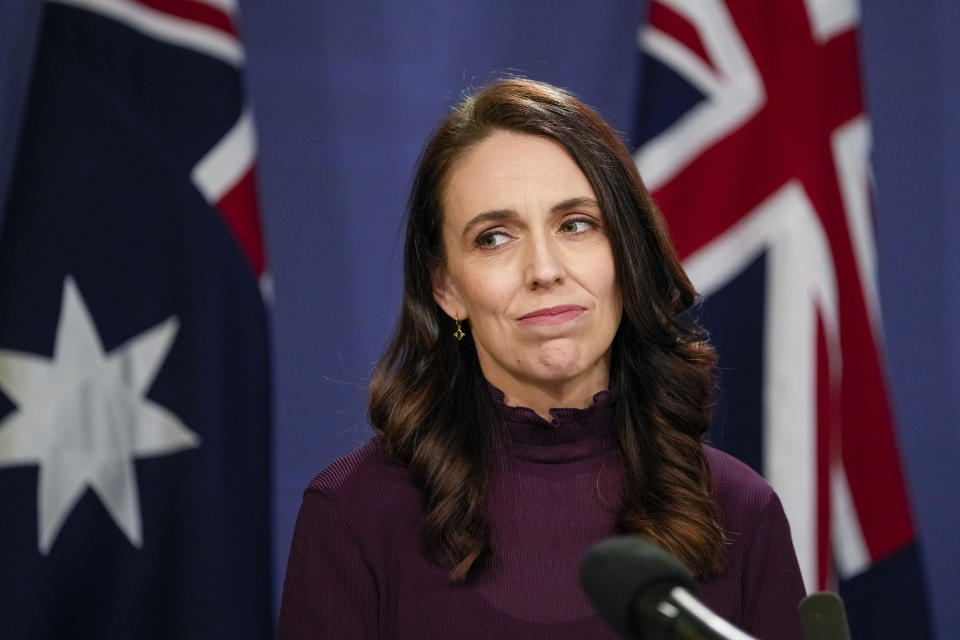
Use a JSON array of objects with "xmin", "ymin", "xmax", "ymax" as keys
[{"xmin": 517, "ymin": 304, "xmax": 585, "ymax": 326}]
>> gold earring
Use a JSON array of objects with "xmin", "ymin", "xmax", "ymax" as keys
[{"xmin": 453, "ymin": 314, "xmax": 465, "ymax": 341}]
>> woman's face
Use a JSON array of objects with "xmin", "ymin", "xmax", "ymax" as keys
[{"xmin": 433, "ymin": 130, "xmax": 622, "ymax": 405}]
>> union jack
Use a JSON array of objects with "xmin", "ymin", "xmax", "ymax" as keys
[
  {"xmin": 633, "ymin": 0, "xmax": 927, "ymax": 634},
  {"xmin": 54, "ymin": 0, "xmax": 269, "ymax": 289}
]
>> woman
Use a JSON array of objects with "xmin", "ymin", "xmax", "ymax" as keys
[{"xmin": 278, "ymin": 79, "xmax": 805, "ymax": 639}]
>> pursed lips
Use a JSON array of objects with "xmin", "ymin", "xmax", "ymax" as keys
[{"xmin": 517, "ymin": 304, "xmax": 586, "ymax": 326}]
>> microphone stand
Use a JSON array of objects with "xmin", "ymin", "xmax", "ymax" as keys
[{"xmin": 639, "ymin": 586, "xmax": 758, "ymax": 640}]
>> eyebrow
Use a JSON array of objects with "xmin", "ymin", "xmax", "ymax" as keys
[
  {"xmin": 460, "ymin": 197, "xmax": 600, "ymax": 238},
  {"xmin": 461, "ymin": 209, "xmax": 517, "ymax": 239},
  {"xmin": 551, "ymin": 196, "xmax": 600, "ymax": 213}
]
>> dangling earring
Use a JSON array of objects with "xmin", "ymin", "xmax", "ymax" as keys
[{"xmin": 453, "ymin": 314, "xmax": 465, "ymax": 341}]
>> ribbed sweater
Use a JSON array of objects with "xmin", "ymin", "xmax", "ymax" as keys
[{"xmin": 277, "ymin": 389, "xmax": 805, "ymax": 639}]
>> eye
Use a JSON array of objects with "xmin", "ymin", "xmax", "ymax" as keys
[
  {"xmin": 475, "ymin": 229, "xmax": 511, "ymax": 249},
  {"xmin": 559, "ymin": 218, "xmax": 596, "ymax": 234}
]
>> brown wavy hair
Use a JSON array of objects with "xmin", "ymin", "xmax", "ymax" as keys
[{"xmin": 369, "ymin": 78, "xmax": 724, "ymax": 581}]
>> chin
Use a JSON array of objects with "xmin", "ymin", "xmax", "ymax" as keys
[{"xmin": 531, "ymin": 343, "xmax": 592, "ymax": 380}]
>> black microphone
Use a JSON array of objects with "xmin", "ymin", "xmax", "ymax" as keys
[
  {"xmin": 798, "ymin": 592, "xmax": 851, "ymax": 640},
  {"xmin": 579, "ymin": 536, "xmax": 757, "ymax": 640}
]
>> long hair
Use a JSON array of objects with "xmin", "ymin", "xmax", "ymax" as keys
[{"xmin": 369, "ymin": 78, "xmax": 724, "ymax": 581}]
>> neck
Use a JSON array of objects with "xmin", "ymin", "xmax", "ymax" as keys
[{"xmin": 485, "ymin": 369, "xmax": 610, "ymax": 420}]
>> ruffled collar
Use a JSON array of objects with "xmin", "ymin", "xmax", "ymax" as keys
[{"xmin": 488, "ymin": 384, "xmax": 619, "ymax": 463}]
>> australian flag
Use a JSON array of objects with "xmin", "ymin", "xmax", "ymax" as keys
[
  {"xmin": 0, "ymin": 1, "xmax": 271, "ymax": 637},
  {"xmin": 633, "ymin": 0, "xmax": 930, "ymax": 637}
]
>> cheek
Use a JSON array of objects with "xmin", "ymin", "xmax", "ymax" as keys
[
  {"xmin": 576, "ymin": 246, "xmax": 618, "ymax": 297},
  {"xmin": 590, "ymin": 254, "xmax": 622, "ymax": 325},
  {"xmin": 604, "ymin": 268, "xmax": 621, "ymax": 311},
  {"xmin": 455, "ymin": 270, "xmax": 513, "ymax": 319}
]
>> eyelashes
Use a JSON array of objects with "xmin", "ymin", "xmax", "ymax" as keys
[
  {"xmin": 473, "ymin": 216, "xmax": 600, "ymax": 250},
  {"xmin": 559, "ymin": 218, "xmax": 598, "ymax": 234},
  {"xmin": 475, "ymin": 229, "xmax": 511, "ymax": 249}
]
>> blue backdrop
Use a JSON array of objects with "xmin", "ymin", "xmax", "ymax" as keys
[{"xmin": 1, "ymin": 1, "xmax": 957, "ymax": 637}]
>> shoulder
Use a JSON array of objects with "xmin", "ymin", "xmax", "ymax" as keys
[
  {"xmin": 702, "ymin": 444, "xmax": 803, "ymax": 593},
  {"xmin": 307, "ymin": 439, "xmax": 416, "ymax": 498},
  {"xmin": 703, "ymin": 444, "xmax": 778, "ymax": 520},
  {"xmin": 700, "ymin": 445, "xmax": 806, "ymax": 637},
  {"xmin": 304, "ymin": 439, "xmax": 422, "ymax": 528},
  {"xmin": 307, "ymin": 439, "xmax": 399, "ymax": 494}
]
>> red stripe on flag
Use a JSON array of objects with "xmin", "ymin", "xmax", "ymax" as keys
[
  {"xmin": 816, "ymin": 317, "xmax": 836, "ymax": 590},
  {"xmin": 838, "ymin": 325, "xmax": 915, "ymax": 558},
  {"xmin": 216, "ymin": 165, "xmax": 266, "ymax": 276},
  {"xmin": 648, "ymin": 1, "xmax": 714, "ymax": 72},
  {"xmin": 129, "ymin": 0, "xmax": 237, "ymax": 38}
]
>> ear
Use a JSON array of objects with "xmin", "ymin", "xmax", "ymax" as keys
[{"xmin": 431, "ymin": 265, "xmax": 466, "ymax": 320}]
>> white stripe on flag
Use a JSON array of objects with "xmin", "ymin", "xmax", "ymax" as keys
[
  {"xmin": 633, "ymin": 0, "xmax": 765, "ymax": 191},
  {"xmin": 192, "ymin": 0, "xmax": 237, "ymax": 15},
  {"xmin": 831, "ymin": 461, "xmax": 871, "ymax": 578},
  {"xmin": 833, "ymin": 116, "xmax": 883, "ymax": 339},
  {"xmin": 191, "ymin": 106, "xmax": 256, "ymax": 205},
  {"xmin": 684, "ymin": 181, "xmax": 840, "ymax": 592},
  {"xmin": 49, "ymin": 0, "xmax": 244, "ymax": 66},
  {"xmin": 803, "ymin": 0, "xmax": 860, "ymax": 43}
]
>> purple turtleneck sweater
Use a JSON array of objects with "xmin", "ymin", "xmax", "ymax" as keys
[{"xmin": 277, "ymin": 390, "xmax": 805, "ymax": 639}]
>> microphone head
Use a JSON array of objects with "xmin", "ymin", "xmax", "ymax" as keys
[
  {"xmin": 579, "ymin": 536, "xmax": 697, "ymax": 639},
  {"xmin": 798, "ymin": 592, "xmax": 851, "ymax": 640}
]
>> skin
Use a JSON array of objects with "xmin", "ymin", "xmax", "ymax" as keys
[{"xmin": 433, "ymin": 130, "xmax": 622, "ymax": 419}]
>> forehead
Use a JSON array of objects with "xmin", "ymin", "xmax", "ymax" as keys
[{"xmin": 442, "ymin": 130, "xmax": 596, "ymax": 218}]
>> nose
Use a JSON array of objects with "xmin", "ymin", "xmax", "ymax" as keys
[{"xmin": 523, "ymin": 234, "xmax": 565, "ymax": 290}]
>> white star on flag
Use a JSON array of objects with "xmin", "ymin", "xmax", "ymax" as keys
[{"xmin": 0, "ymin": 276, "xmax": 200, "ymax": 553}]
